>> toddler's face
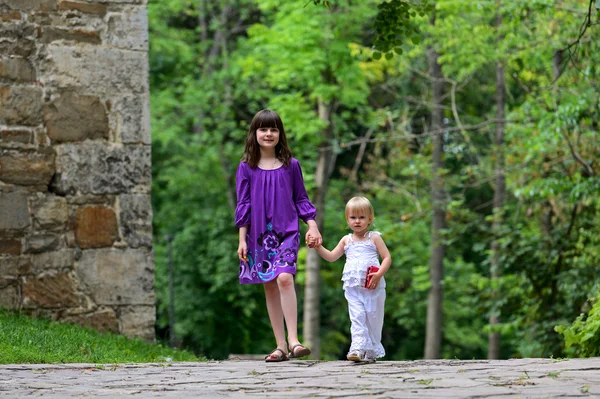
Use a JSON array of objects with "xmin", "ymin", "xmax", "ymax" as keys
[{"xmin": 347, "ymin": 212, "xmax": 372, "ymax": 233}]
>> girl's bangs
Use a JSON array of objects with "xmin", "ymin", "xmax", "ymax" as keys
[
  {"xmin": 255, "ymin": 111, "xmax": 283, "ymax": 130},
  {"xmin": 345, "ymin": 197, "xmax": 374, "ymax": 218},
  {"xmin": 346, "ymin": 204, "xmax": 371, "ymax": 216}
]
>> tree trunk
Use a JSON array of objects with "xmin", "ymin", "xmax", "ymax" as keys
[
  {"xmin": 552, "ymin": 50, "xmax": 562, "ymax": 82},
  {"xmin": 303, "ymin": 99, "xmax": 336, "ymax": 359},
  {"xmin": 488, "ymin": 12, "xmax": 506, "ymax": 360},
  {"xmin": 193, "ymin": 2, "xmax": 233, "ymax": 135},
  {"xmin": 424, "ymin": 39, "xmax": 446, "ymax": 359},
  {"xmin": 540, "ymin": 50, "xmax": 562, "ymax": 233},
  {"xmin": 218, "ymin": 29, "xmax": 236, "ymax": 211}
]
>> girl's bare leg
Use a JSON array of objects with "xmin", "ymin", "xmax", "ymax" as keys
[
  {"xmin": 276, "ymin": 273, "xmax": 301, "ymax": 348},
  {"xmin": 263, "ymin": 279, "xmax": 287, "ymax": 352}
]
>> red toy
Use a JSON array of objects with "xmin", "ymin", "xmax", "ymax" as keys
[{"xmin": 365, "ymin": 266, "xmax": 380, "ymax": 288}]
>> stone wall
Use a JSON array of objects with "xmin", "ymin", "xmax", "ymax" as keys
[{"xmin": 0, "ymin": 0, "xmax": 155, "ymax": 340}]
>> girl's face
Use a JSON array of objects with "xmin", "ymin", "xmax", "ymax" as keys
[
  {"xmin": 347, "ymin": 212, "xmax": 372, "ymax": 234},
  {"xmin": 256, "ymin": 127, "xmax": 280, "ymax": 150}
]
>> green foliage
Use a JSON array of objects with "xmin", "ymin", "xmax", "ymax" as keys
[
  {"xmin": 310, "ymin": 0, "xmax": 331, "ymax": 7},
  {"xmin": 149, "ymin": 0, "xmax": 600, "ymax": 361},
  {"xmin": 418, "ymin": 0, "xmax": 600, "ymax": 359},
  {"xmin": 556, "ymin": 296, "xmax": 600, "ymax": 357},
  {"xmin": 372, "ymin": 0, "xmax": 432, "ymax": 59},
  {"xmin": 312, "ymin": 0, "xmax": 433, "ymax": 60},
  {"xmin": 238, "ymin": 0, "xmax": 376, "ymax": 146},
  {"xmin": 0, "ymin": 309, "xmax": 199, "ymax": 364}
]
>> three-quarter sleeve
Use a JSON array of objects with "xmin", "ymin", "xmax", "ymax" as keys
[
  {"xmin": 292, "ymin": 159, "xmax": 317, "ymax": 223},
  {"xmin": 235, "ymin": 163, "xmax": 251, "ymax": 227}
]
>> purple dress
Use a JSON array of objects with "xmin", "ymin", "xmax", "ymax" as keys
[{"xmin": 235, "ymin": 158, "xmax": 316, "ymax": 284}]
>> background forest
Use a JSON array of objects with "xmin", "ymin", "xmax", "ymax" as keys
[{"xmin": 149, "ymin": 0, "xmax": 600, "ymax": 360}]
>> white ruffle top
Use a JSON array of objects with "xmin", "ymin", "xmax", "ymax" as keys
[{"xmin": 341, "ymin": 231, "xmax": 386, "ymax": 291}]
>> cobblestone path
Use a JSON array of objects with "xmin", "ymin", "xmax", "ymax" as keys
[{"xmin": 1, "ymin": 358, "xmax": 599, "ymax": 398}]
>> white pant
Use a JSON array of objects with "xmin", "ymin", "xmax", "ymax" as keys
[{"xmin": 344, "ymin": 286, "xmax": 386, "ymax": 358}]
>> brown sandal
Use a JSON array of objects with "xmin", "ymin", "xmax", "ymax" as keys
[
  {"xmin": 288, "ymin": 343, "xmax": 311, "ymax": 358},
  {"xmin": 265, "ymin": 348, "xmax": 289, "ymax": 362}
]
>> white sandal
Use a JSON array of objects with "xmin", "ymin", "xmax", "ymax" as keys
[{"xmin": 346, "ymin": 350, "xmax": 364, "ymax": 362}]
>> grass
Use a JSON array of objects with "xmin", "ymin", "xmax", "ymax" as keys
[{"xmin": 0, "ymin": 309, "xmax": 202, "ymax": 364}]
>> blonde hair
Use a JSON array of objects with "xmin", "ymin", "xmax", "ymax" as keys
[{"xmin": 345, "ymin": 197, "xmax": 375, "ymax": 220}]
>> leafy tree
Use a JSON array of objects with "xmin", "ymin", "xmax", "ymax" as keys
[
  {"xmin": 428, "ymin": 0, "xmax": 600, "ymax": 357},
  {"xmin": 148, "ymin": 0, "xmax": 600, "ymax": 361}
]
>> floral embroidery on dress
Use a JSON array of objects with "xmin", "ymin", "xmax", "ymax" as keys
[
  {"xmin": 276, "ymin": 248, "xmax": 297, "ymax": 268},
  {"xmin": 255, "ymin": 223, "xmax": 285, "ymax": 281},
  {"xmin": 258, "ymin": 259, "xmax": 275, "ymax": 281},
  {"xmin": 258, "ymin": 223, "xmax": 283, "ymax": 251}
]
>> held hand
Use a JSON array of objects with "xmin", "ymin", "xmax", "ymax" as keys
[
  {"xmin": 306, "ymin": 235, "xmax": 317, "ymax": 248},
  {"xmin": 306, "ymin": 227, "xmax": 322, "ymax": 248},
  {"xmin": 237, "ymin": 242, "xmax": 248, "ymax": 262},
  {"xmin": 367, "ymin": 272, "xmax": 382, "ymax": 290}
]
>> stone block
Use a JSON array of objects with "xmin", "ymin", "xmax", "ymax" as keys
[
  {"xmin": 0, "ymin": 57, "xmax": 36, "ymax": 82},
  {"xmin": 0, "ymin": 192, "xmax": 30, "ymax": 231},
  {"xmin": 0, "ymin": 148, "xmax": 56, "ymax": 186},
  {"xmin": 44, "ymin": 92, "xmax": 109, "ymax": 143},
  {"xmin": 1, "ymin": 0, "xmax": 56, "ymax": 11},
  {"xmin": 51, "ymin": 143, "xmax": 151, "ymax": 195},
  {"xmin": 94, "ymin": 0, "xmax": 146, "ymax": 3},
  {"xmin": 0, "ymin": 38, "xmax": 35, "ymax": 57},
  {"xmin": 0, "ymin": 22, "xmax": 36, "ymax": 39},
  {"xmin": 112, "ymin": 95, "xmax": 151, "ymax": 144},
  {"xmin": 0, "ymin": 85, "xmax": 43, "ymax": 126},
  {"xmin": 31, "ymin": 194, "xmax": 68, "ymax": 230},
  {"xmin": 119, "ymin": 194, "xmax": 152, "ymax": 248},
  {"xmin": 0, "ymin": 281, "xmax": 20, "ymax": 308},
  {"xmin": 26, "ymin": 5, "xmax": 105, "ymax": 30},
  {"xmin": 1, "ymin": 129, "xmax": 34, "ymax": 145},
  {"xmin": 104, "ymin": 6, "xmax": 148, "ymax": 51},
  {"xmin": 0, "ymin": 239, "xmax": 21, "ymax": 255},
  {"xmin": 77, "ymin": 248, "xmax": 154, "ymax": 306},
  {"xmin": 65, "ymin": 194, "xmax": 114, "ymax": 206},
  {"xmin": 58, "ymin": 1, "xmax": 106, "ymax": 15},
  {"xmin": 31, "ymin": 248, "xmax": 74, "ymax": 273},
  {"xmin": 44, "ymin": 45, "xmax": 148, "ymax": 95},
  {"xmin": 0, "ymin": 24, "xmax": 36, "ymax": 57},
  {"xmin": 75, "ymin": 206, "xmax": 118, "ymax": 249},
  {"xmin": 24, "ymin": 11, "xmax": 55, "ymax": 27},
  {"xmin": 41, "ymin": 27, "xmax": 101, "ymax": 45},
  {"xmin": 119, "ymin": 305, "xmax": 155, "ymax": 340},
  {"xmin": 0, "ymin": 9, "xmax": 22, "ymax": 22},
  {"xmin": 0, "ymin": 255, "xmax": 30, "ymax": 275},
  {"xmin": 22, "ymin": 272, "xmax": 79, "ymax": 308},
  {"xmin": 25, "ymin": 234, "xmax": 60, "ymax": 254},
  {"xmin": 65, "ymin": 308, "xmax": 119, "ymax": 333}
]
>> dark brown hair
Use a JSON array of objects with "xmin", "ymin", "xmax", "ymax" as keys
[{"xmin": 241, "ymin": 109, "xmax": 293, "ymax": 168}]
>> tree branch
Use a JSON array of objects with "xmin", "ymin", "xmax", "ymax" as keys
[
  {"xmin": 553, "ymin": 0, "xmax": 596, "ymax": 84},
  {"xmin": 351, "ymin": 127, "xmax": 374, "ymax": 183},
  {"xmin": 450, "ymin": 77, "xmax": 482, "ymax": 164},
  {"xmin": 561, "ymin": 129, "xmax": 595, "ymax": 176},
  {"xmin": 335, "ymin": 118, "xmax": 516, "ymax": 151}
]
